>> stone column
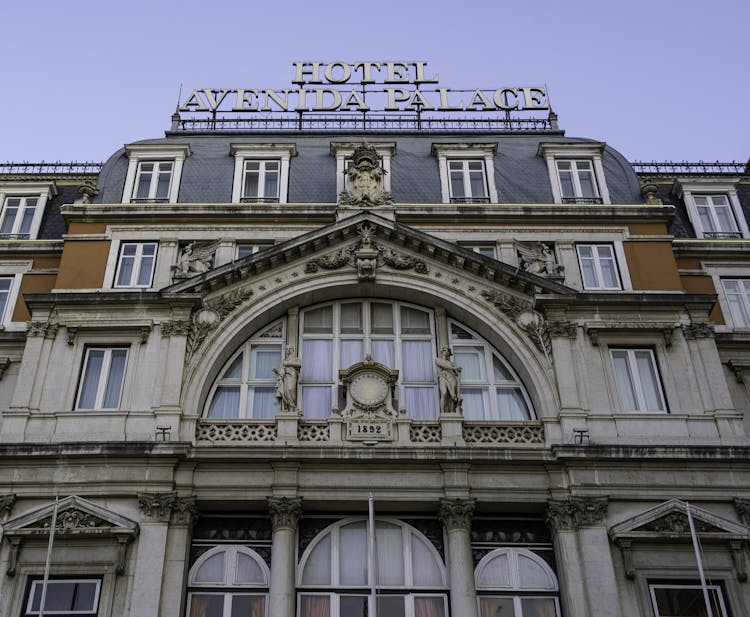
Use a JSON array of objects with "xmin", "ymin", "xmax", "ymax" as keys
[
  {"xmin": 549, "ymin": 497, "xmax": 621, "ymax": 617},
  {"xmin": 268, "ymin": 497, "xmax": 303, "ymax": 617},
  {"xmin": 159, "ymin": 496, "xmax": 197, "ymax": 617},
  {"xmin": 439, "ymin": 498, "xmax": 478, "ymax": 617},
  {"xmin": 546, "ymin": 500, "xmax": 591, "ymax": 617},
  {"xmin": 131, "ymin": 492, "xmax": 177, "ymax": 617}
]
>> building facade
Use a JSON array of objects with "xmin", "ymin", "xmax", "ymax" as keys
[{"xmin": 0, "ymin": 83, "xmax": 749, "ymax": 617}]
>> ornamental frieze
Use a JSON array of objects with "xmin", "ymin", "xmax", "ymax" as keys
[
  {"xmin": 637, "ymin": 511, "xmax": 720, "ymax": 534},
  {"xmin": 39, "ymin": 506, "xmax": 109, "ymax": 533}
]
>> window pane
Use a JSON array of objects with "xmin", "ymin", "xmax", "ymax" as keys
[
  {"xmin": 340, "ymin": 596, "xmax": 368, "ymax": 617},
  {"xmin": 521, "ymin": 597, "xmax": 559, "ymax": 617},
  {"xmin": 244, "ymin": 168, "xmax": 260, "ymax": 197},
  {"xmin": 236, "ymin": 553, "xmax": 264, "ymax": 584},
  {"xmin": 250, "ymin": 387, "xmax": 278, "ymax": 419},
  {"xmin": 634, "ymin": 351, "xmax": 664, "ymax": 411},
  {"xmin": 20, "ymin": 204, "xmax": 36, "ymax": 235},
  {"xmin": 156, "ymin": 167, "xmax": 172, "ymax": 199},
  {"xmin": 304, "ymin": 306, "xmax": 333, "ymax": 333},
  {"xmin": 376, "ymin": 522, "xmax": 404, "ymax": 585},
  {"xmin": 612, "ymin": 351, "xmax": 638, "ymax": 411},
  {"xmin": 0, "ymin": 205, "xmax": 17, "ymax": 234},
  {"xmin": 377, "ymin": 595, "xmax": 406, "ymax": 617},
  {"xmin": 652, "ymin": 586, "xmax": 724, "ymax": 617},
  {"xmin": 400, "ymin": 306, "xmax": 431, "ymax": 334},
  {"xmin": 497, "ymin": 389, "xmax": 531, "ymax": 420},
  {"xmin": 461, "ymin": 388, "xmax": 486, "ymax": 420},
  {"xmin": 371, "ymin": 340, "xmax": 394, "ymax": 367},
  {"xmin": 30, "ymin": 581, "xmax": 99, "ymax": 612},
  {"xmin": 469, "ymin": 167, "xmax": 487, "ymax": 198},
  {"xmin": 455, "ymin": 347, "xmax": 485, "ymax": 381},
  {"xmin": 263, "ymin": 168, "xmax": 279, "ymax": 198},
  {"xmin": 341, "ymin": 303, "xmax": 363, "ymax": 334},
  {"xmin": 405, "ymin": 387, "xmax": 437, "ymax": 420},
  {"xmin": 116, "ymin": 254, "xmax": 135, "ymax": 286},
  {"xmin": 493, "ymin": 356, "xmax": 514, "ymax": 381},
  {"xmin": 341, "ymin": 340, "xmax": 364, "ymax": 368},
  {"xmin": 136, "ymin": 252, "xmax": 155, "ymax": 286},
  {"xmin": 371, "ymin": 303, "xmax": 394, "ymax": 334},
  {"xmin": 518, "ymin": 554, "xmax": 554, "ymax": 589},
  {"xmin": 301, "ymin": 386, "xmax": 331, "ymax": 419},
  {"xmin": 339, "ymin": 522, "xmax": 367, "ymax": 585},
  {"xmin": 252, "ymin": 345, "xmax": 281, "ymax": 380},
  {"xmin": 223, "ymin": 356, "xmax": 243, "ymax": 379},
  {"xmin": 231, "ymin": 595, "xmax": 266, "ymax": 617},
  {"xmin": 411, "ymin": 535, "xmax": 443, "ymax": 586},
  {"xmin": 414, "ymin": 596, "xmax": 446, "ymax": 617},
  {"xmin": 477, "ymin": 552, "xmax": 511, "ymax": 587},
  {"xmin": 299, "ymin": 595, "xmax": 330, "ymax": 617},
  {"xmin": 102, "ymin": 349, "xmax": 127, "ymax": 408},
  {"xmin": 302, "ymin": 535, "xmax": 331, "ymax": 585},
  {"xmin": 402, "ymin": 341, "xmax": 433, "ymax": 381},
  {"xmin": 301, "ymin": 340, "xmax": 332, "ymax": 380},
  {"xmin": 195, "ymin": 552, "xmax": 225, "ymax": 583},
  {"xmin": 479, "ymin": 597, "xmax": 515, "ymax": 616},
  {"xmin": 559, "ymin": 170, "xmax": 575, "ymax": 197},
  {"xmin": 449, "ymin": 169, "xmax": 466, "ymax": 198},
  {"xmin": 189, "ymin": 594, "xmax": 224, "ymax": 617},
  {"xmin": 78, "ymin": 350, "xmax": 105, "ymax": 409},
  {"xmin": 207, "ymin": 387, "xmax": 241, "ymax": 419}
]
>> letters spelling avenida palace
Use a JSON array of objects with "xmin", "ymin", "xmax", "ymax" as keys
[{"xmin": 0, "ymin": 62, "xmax": 749, "ymax": 617}]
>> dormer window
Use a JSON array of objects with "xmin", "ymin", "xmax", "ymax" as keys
[
  {"xmin": 538, "ymin": 142, "xmax": 611, "ymax": 205},
  {"xmin": 122, "ymin": 144, "xmax": 190, "ymax": 204},
  {"xmin": 675, "ymin": 179, "xmax": 748, "ymax": 239},
  {"xmin": 432, "ymin": 143, "xmax": 499, "ymax": 204},
  {"xmin": 231, "ymin": 143, "xmax": 296, "ymax": 204},
  {"xmin": 0, "ymin": 182, "xmax": 55, "ymax": 240}
]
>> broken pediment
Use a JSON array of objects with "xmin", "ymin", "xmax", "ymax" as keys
[{"xmin": 3, "ymin": 495, "xmax": 139, "ymax": 576}]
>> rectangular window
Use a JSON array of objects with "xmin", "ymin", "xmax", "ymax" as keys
[
  {"xmin": 236, "ymin": 242, "xmax": 273, "ymax": 259},
  {"xmin": 649, "ymin": 582, "xmax": 729, "ymax": 617},
  {"xmin": 242, "ymin": 160, "xmax": 280, "ymax": 202},
  {"xmin": 576, "ymin": 244, "xmax": 621, "ymax": 290},
  {"xmin": 76, "ymin": 347, "xmax": 128, "ymax": 410},
  {"xmin": 722, "ymin": 279, "xmax": 750, "ymax": 327},
  {"xmin": 448, "ymin": 160, "xmax": 489, "ymax": 203},
  {"xmin": 25, "ymin": 578, "xmax": 101, "ymax": 616},
  {"xmin": 114, "ymin": 242, "xmax": 157, "ymax": 288},
  {"xmin": 694, "ymin": 194, "xmax": 741, "ymax": 238},
  {"xmin": 0, "ymin": 196, "xmax": 38, "ymax": 239},
  {"xmin": 132, "ymin": 161, "xmax": 173, "ymax": 202},
  {"xmin": 0, "ymin": 276, "xmax": 13, "ymax": 323},
  {"xmin": 556, "ymin": 159, "xmax": 601, "ymax": 203},
  {"xmin": 611, "ymin": 348, "xmax": 666, "ymax": 412}
]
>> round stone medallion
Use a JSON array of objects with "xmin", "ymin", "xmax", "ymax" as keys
[{"xmin": 350, "ymin": 373, "xmax": 389, "ymax": 406}]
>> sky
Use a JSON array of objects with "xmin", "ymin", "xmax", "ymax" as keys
[{"xmin": 2, "ymin": 0, "xmax": 748, "ymax": 165}]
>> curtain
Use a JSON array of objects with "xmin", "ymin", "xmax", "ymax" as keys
[
  {"xmin": 341, "ymin": 340, "xmax": 364, "ymax": 368},
  {"xmin": 251, "ymin": 387, "xmax": 278, "ymax": 419},
  {"xmin": 78, "ymin": 350, "xmax": 104, "ymax": 408},
  {"xmin": 461, "ymin": 388, "xmax": 486, "ymax": 420},
  {"xmin": 339, "ymin": 522, "xmax": 367, "ymax": 585},
  {"xmin": 301, "ymin": 387, "xmax": 331, "ymax": 419},
  {"xmin": 401, "ymin": 341, "xmax": 433, "ymax": 381},
  {"xmin": 497, "ymin": 389, "xmax": 530, "ymax": 421},
  {"xmin": 405, "ymin": 388, "xmax": 437, "ymax": 420},
  {"xmin": 299, "ymin": 595, "xmax": 330, "ymax": 617},
  {"xmin": 207, "ymin": 387, "xmax": 240, "ymax": 419},
  {"xmin": 371, "ymin": 340, "xmax": 394, "ymax": 367},
  {"xmin": 414, "ymin": 596, "xmax": 446, "ymax": 617},
  {"xmin": 102, "ymin": 349, "xmax": 127, "ymax": 408},
  {"xmin": 376, "ymin": 523, "xmax": 404, "ymax": 585},
  {"xmin": 252, "ymin": 345, "xmax": 281, "ymax": 379},
  {"xmin": 611, "ymin": 352, "xmax": 637, "ymax": 411},
  {"xmin": 301, "ymin": 340, "xmax": 332, "ymax": 380},
  {"xmin": 634, "ymin": 351, "xmax": 663, "ymax": 410}
]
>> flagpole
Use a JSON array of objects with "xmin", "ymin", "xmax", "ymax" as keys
[
  {"xmin": 39, "ymin": 495, "xmax": 59, "ymax": 617},
  {"xmin": 368, "ymin": 492, "xmax": 377, "ymax": 617},
  {"xmin": 685, "ymin": 502, "xmax": 714, "ymax": 617}
]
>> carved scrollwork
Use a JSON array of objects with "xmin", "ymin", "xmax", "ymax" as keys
[
  {"xmin": 27, "ymin": 321, "xmax": 58, "ymax": 339},
  {"xmin": 439, "ymin": 498, "xmax": 475, "ymax": 531},
  {"xmin": 681, "ymin": 323, "xmax": 714, "ymax": 339},
  {"xmin": 39, "ymin": 507, "xmax": 109, "ymax": 532},
  {"xmin": 337, "ymin": 142, "xmax": 394, "ymax": 207},
  {"xmin": 546, "ymin": 497, "xmax": 608, "ymax": 533},
  {"xmin": 547, "ymin": 321, "xmax": 578, "ymax": 339},
  {"xmin": 161, "ymin": 320, "xmax": 191, "ymax": 337},
  {"xmin": 172, "ymin": 496, "xmax": 198, "ymax": 526},
  {"xmin": 137, "ymin": 492, "xmax": 178, "ymax": 522},
  {"xmin": 638, "ymin": 511, "xmax": 720, "ymax": 534},
  {"xmin": 480, "ymin": 290, "xmax": 530, "ymax": 320},
  {"xmin": 268, "ymin": 497, "xmax": 303, "ymax": 531}
]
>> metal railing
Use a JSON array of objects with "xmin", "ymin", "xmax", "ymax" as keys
[
  {"xmin": 449, "ymin": 196, "xmax": 491, "ymax": 204},
  {"xmin": 0, "ymin": 161, "xmax": 103, "ymax": 174},
  {"xmin": 702, "ymin": 231, "xmax": 743, "ymax": 240},
  {"xmin": 632, "ymin": 161, "xmax": 748, "ymax": 175},
  {"xmin": 174, "ymin": 114, "xmax": 554, "ymax": 133},
  {"xmin": 561, "ymin": 196, "xmax": 603, "ymax": 205}
]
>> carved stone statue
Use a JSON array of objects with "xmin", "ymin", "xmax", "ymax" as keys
[
  {"xmin": 435, "ymin": 347, "xmax": 462, "ymax": 415},
  {"xmin": 273, "ymin": 346, "xmax": 301, "ymax": 414},
  {"xmin": 338, "ymin": 143, "xmax": 394, "ymax": 207},
  {"xmin": 171, "ymin": 241, "xmax": 216, "ymax": 278},
  {"xmin": 516, "ymin": 241, "xmax": 564, "ymax": 277}
]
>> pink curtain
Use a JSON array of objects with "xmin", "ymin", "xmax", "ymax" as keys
[{"xmin": 299, "ymin": 595, "xmax": 330, "ymax": 617}]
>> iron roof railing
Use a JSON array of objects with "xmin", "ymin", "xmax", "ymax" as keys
[
  {"xmin": 632, "ymin": 161, "xmax": 748, "ymax": 175},
  {"xmin": 0, "ymin": 161, "xmax": 103, "ymax": 174}
]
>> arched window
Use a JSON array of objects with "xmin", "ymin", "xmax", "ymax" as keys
[
  {"xmin": 475, "ymin": 548, "xmax": 560, "ymax": 617},
  {"xmin": 449, "ymin": 321, "xmax": 533, "ymax": 421},
  {"xmin": 202, "ymin": 301, "xmax": 536, "ymax": 422},
  {"xmin": 298, "ymin": 518, "xmax": 448, "ymax": 617},
  {"xmin": 205, "ymin": 322, "xmax": 284, "ymax": 420},
  {"xmin": 299, "ymin": 301, "xmax": 437, "ymax": 420},
  {"xmin": 186, "ymin": 545, "xmax": 269, "ymax": 617}
]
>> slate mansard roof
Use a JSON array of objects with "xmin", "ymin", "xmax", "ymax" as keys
[{"xmin": 95, "ymin": 133, "xmax": 644, "ymax": 205}]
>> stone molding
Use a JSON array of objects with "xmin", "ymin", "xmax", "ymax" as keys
[
  {"xmin": 546, "ymin": 497, "xmax": 608, "ymax": 532},
  {"xmin": 439, "ymin": 498, "xmax": 475, "ymax": 531},
  {"xmin": 161, "ymin": 320, "xmax": 191, "ymax": 337},
  {"xmin": 268, "ymin": 497, "xmax": 303, "ymax": 531}
]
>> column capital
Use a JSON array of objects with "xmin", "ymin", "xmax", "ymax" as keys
[
  {"xmin": 137, "ymin": 491, "xmax": 178, "ymax": 522},
  {"xmin": 439, "ymin": 498, "xmax": 475, "ymax": 531},
  {"xmin": 172, "ymin": 496, "xmax": 198, "ymax": 526},
  {"xmin": 268, "ymin": 497, "xmax": 303, "ymax": 531},
  {"xmin": 546, "ymin": 497, "xmax": 608, "ymax": 533}
]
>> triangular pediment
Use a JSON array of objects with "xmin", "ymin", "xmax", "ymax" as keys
[
  {"xmin": 163, "ymin": 211, "xmax": 577, "ymax": 299},
  {"xmin": 609, "ymin": 499, "xmax": 749, "ymax": 543},
  {"xmin": 3, "ymin": 495, "xmax": 138, "ymax": 540}
]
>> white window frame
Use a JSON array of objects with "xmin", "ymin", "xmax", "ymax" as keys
[
  {"xmin": 0, "ymin": 261, "xmax": 31, "ymax": 330},
  {"xmin": 538, "ymin": 142, "xmax": 611, "ymax": 205},
  {"xmin": 230, "ymin": 144, "xmax": 296, "ymax": 204},
  {"xmin": 432, "ymin": 143, "xmax": 499, "ymax": 204},
  {"xmin": 0, "ymin": 182, "xmax": 55, "ymax": 241},
  {"xmin": 75, "ymin": 346, "xmax": 129, "ymax": 411},
  {"xmin": 331, "ymin": 142, "xmax": 395, "ymax": 196},
  {"xmin": 460, "ymin": 243, "xmax": 497, "ymax": 258},
  {"xmin": 576, "ymin": 243, "xmax": 623, "ymax": 290},
  {"xmin": 610, "ymin": 348, "xmax": 667, "ymax": 412},
  {"xmin": 720, "ymin": 278, "xmax": 750, "ymax": 328},
  {"xmin": 25, "ymin": 578, "xmax": 101, "ymax": 616},
  {"xmin": 649, "ymin": 582, "xmax": 729, "ymax": 617},
  {"xmin": 122, "ymin": 144, "xmax": 191, "ymax": 204},
  {"xmin": 113, "ymin": 241, "xmax": 158, "ymax": 288},
  {"xmin": 236, "ymin": 242, "xmax": 273, "ymax": 259},
  {"xmin": 675, "ymin": 179, "xmax": 748, "ymax": 239}
]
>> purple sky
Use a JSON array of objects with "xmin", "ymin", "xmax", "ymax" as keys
[{"xmin": 2, "ymin": 0, "xmax": 748, "ymax": 164}]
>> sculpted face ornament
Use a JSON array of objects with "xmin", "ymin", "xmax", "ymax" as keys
[{"xmin": 338, "ymin": 142, "xmax": 394, "ymax": 208}]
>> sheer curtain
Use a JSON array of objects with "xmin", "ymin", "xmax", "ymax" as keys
[
  {"xmin": 78, "ymin": 350, "xmax": 104, "ymax": 408},
  {"xmin": 299, "ymin": 595, "xmax": 330, "ymax": 617},
  {"xmin": 414, "ymin": 596, "xmax": 446, "ymax": 617},
  {"xmin": 207, "ymin": 387, "xmax": 240, "ymax": 419}
]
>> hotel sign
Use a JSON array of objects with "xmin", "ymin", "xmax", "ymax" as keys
[{"xmin": 179, "ymin": 61, "xmax": 549, "ymax": 114}]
